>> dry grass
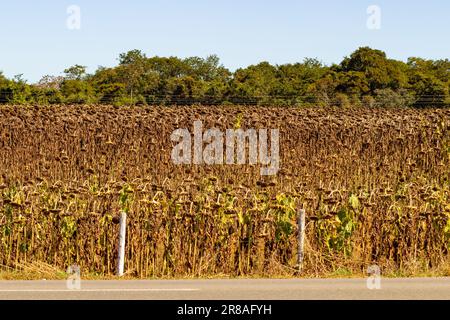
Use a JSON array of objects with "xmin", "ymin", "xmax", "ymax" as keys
[
  {"xmin": 0, "ymin": 261, "xmax": 66, "ymax": 280},
  {"xmin": 0, "ymin": 104, "xmax": 449, "ymax": 278}
]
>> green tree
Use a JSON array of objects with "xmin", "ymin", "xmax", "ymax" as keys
[
  {"xmin": 60, "ymin": 78, "xmax": 95, "ymax": 104},
  {"xmin": 408, "ymin": 72, "xmax": 447, "ymax": 107},
  {"xmin": 117, "ymin": 50, "xmax": 153, "ymax": 103},
  {"xmin": 339, "ymin": 47, "xmax": 408, "ymax": 93},
  {"xmin": 275, "ymin": 58, "xmax": 327, "ymax": 105},
  {"xmin": 407, "ymin": 57, "xmax": 450, "ymax": 106},
  {"xmin": 63, "ymin": 65, "xmax": 87, "ymax": 80},
  {"xmin": 230, "ymin": 62, "xmax": 279, "ymax": 104}
]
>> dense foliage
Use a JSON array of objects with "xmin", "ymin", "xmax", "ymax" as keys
[
  {"xmin": 0, "ymin": 105, "xmax": 449, "ymax": 277},
  {"xmin": 1, "ymin": 47, "xmax": 449, "ymax": 107}
]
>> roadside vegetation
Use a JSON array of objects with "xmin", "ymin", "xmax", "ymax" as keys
[{"xmin": 0, "ymin": 105, "xmax": 448, "ymax": 278}]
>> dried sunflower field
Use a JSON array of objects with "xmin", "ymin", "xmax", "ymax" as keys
[{"xmin": 0, "ymin": 105, "xmax": 449, "ymax": 278}]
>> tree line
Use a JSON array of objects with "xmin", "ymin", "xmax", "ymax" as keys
[{"xmin": 0, "ymin": 47, "xmax": 448, "ymax": 107}]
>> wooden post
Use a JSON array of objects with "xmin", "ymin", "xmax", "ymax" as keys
[
  {"xmin": 117, "ymin": 211, "xmax": 127, "ymax": 276},
  {"xmin": 297, "ymin": 208, "xmax": 306, "ymax": 272}
]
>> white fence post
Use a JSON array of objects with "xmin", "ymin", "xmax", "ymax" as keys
[
  {"xmin": 297, "ymin": 208, "xmax": 306, "ymax": 272},
  {"xmin": 117, "ymin": 211, "xmax": 127, "ymax": 276}
]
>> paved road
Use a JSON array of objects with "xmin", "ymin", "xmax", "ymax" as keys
[{"xmin": 0, "ymin": 278, "xmax": 449, "ymax": 300}]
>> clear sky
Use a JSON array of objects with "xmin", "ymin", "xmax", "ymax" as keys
[{"xmin": 0, "ymin": 0, "xmax": 449, "ymax": 83}]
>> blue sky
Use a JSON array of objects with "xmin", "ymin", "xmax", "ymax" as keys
[{"xmin": 0, "ymin": 0, "xmax": 449, "ymax": 82}]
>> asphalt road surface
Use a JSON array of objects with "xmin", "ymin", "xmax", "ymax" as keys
[{"xmin": 0, "ymin": 278, "xmax": 449, "ymax": 300}]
